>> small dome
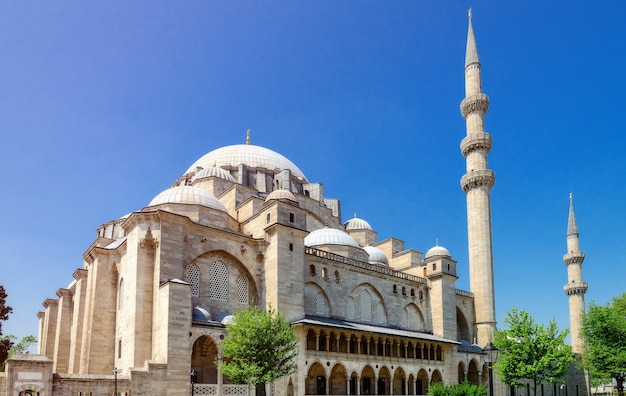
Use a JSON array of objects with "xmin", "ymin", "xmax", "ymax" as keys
[
  {"xmin": 148, "ymin": 186, "xmax": 227, "ymax": 212},
  {"xmin": 221, "ymin": 315, "xmax": 234, "ymax": 325},
  {"xmin": 304, "ymin": 227, "xmax": 360, "ymax": 248},
  {"xmin": 424, "ymin": 243, "xmax": 451, "ymax": 259},
  {"xmin": 364, "ymin": 245, "xmax": 389, "ymax": 266},
  {"xmin": 265, "ymin": 189, "xmax": 297, "ymax": 202},
  {"xmin": 191, "ymin": 165, "xmax": 235, "ymax": 183},
  {"xmin": 192, "ymin": 307, "xmax": 212, "ymax": 322},
  {"xmin": 345, "ymin": 215, "xmax": 372, "ymax": 231}
]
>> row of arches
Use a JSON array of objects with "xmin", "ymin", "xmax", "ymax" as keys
[
  {"xmin": 306, "ymin": 329, "xmax": 444, "ymax": 361},
  {"xmin": 306, "ymin": 362, "xmax": 441, "ymax": 395}
]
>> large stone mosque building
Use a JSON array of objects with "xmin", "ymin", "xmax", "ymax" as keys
[{"xmin": 1, "ymin": 14, "xmax": 589, "ymax": 396}]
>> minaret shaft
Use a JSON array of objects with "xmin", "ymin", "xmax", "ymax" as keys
[
  {"xmin": 461, "ymin": 15, "xmax": 496, "ymax": 346},
  {"xmin": 564, "ymin": 194, "xmax": 587, "ymax": 354}
]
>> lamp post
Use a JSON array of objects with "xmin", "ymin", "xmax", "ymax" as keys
[
  {"xmin": 190, "ymin": 369, "xmax": 196, "ymax": 396},
  {"xmin": 483, "ymin": 342, "xmax": 499, "ymax": 396},
  {"xmin": 112, "ymin": 367, "xmax": 119, "ymax": 396}
]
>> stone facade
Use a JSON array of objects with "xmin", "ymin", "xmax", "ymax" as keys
[{"xmin": 1, "ymin": 15, "xmax": 589, "ymax": 396}]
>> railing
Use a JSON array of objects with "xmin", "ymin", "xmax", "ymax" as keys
[
  {"xmin": 305, "ymin": 247, "xmax": 428, "ymax": 285},
  {"xmin": 192, "ymin": 384, "xmax": 248, "ymax": 395},
  {"xmin": 455, "ymin": 289, "xmax": 474, "ymax": 298}
]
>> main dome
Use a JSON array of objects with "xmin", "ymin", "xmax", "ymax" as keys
[{"xmin": 185, "ymin": 144, "xmax": 308, "ymax": 182}]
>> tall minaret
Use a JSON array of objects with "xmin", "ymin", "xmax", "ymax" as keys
[
  {"xmin": 563, "ymin": 193, "xmax": 587, "ymax": 354},
  {"xmin": 460, "ymin": 9, "xmax": 497, "ymax": 346}
]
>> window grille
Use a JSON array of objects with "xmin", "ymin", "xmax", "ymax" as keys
[
  {"xmin": 210, "ymin": 261, "xmax": 228, "ymax": 301},
  {"xmin": 118, "ymin": 279, "xmax": 124, "ymax": 309},
  {"xmin": 315, "ymin": 292, "xmax": 327, "ymax": 316},
  {"xmin": 360, "ymin": 290, "xmax": 371, "ymax": 322},
  {"xmin": 186, "ymin": 264, "xmax": 200, "ymax": 297},
  {"xmin": 346, "ymin": 298, "xmax": 355, "ymax": 320},
  {"xmin": 236, "ymin": 275, "xmax": 249, "ymax": 304}
]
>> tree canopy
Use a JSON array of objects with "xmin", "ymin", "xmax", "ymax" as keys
[
  {"xmin": 218, "ymin": 305, "xmax": 297, "ymax": 388},
  {"xmin": 581, "ymin": 293, "xmax": 626, "ymax": 396},
  {"xmin": 493, "ymin": 307, "xmax": 574, "ymax": 396}
]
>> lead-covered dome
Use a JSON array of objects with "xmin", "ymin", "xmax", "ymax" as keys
[
  {"xmin": 185, "ymin": 144, "xmax": 308, "ymax": 182},
  {"xmin": 148, "ymin": 186, "xmax": 227, "ymax": 212},
  {"xmin": 191, "ymin": 165, "xmax": 235, "ymax": 183},
  {"xmin": 345, "ymin": 215, "xmax": 372, "ymax": 231},
  {"xmin": 364, "ymin": 245, "xmax": 389, "ymax": 266},
  {"xmin": 424, "ymin": 244, "xmax": 452, "ymax": 259},
  {"xmin": 265, "ymin": 189, "xmax": 297, "ymax": 202},
  {"xmin": 304, "ymin": 227, "xmax": 360, "ymax": 248}
]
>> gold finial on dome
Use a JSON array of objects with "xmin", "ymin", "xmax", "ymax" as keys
[
  {"xmin": 246, "ymin": 129, "xmax": 251, "ymax": 145},
  {"xmin": 468, "ymin": 7, "xmax": 472, "ymax": 20}
]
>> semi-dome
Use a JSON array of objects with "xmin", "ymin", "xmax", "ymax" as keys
[
  {"xmin": 185, "ymin": 144, "xmax": 308, "ymax": 182},
  {"xmin": 345, "ymin": 215, "xmax": 372, "ymax": 231},
  {"xmin": 191, "ymin": 165, "xmax": 235, "ymax": 183},
  {"xmin": 148, "ymin": 186, "xmax": 227, "ymax": 212},
  {"xmin": 364, "ymin": 245, "xmax": 389, "ymax": 266},
  {"xmin": 304, "ymin": 227, "xmax": 360, "ymax": 248},
  {"xmin": 424, "ymin": 243, "xmax": 452, "ymax": 259},
  {"xmin": 192, "ymin": 306, "xmax": 212, "ymax": 322},
  {"xmin": 265, "ymin": 189, "xmax": 297, "ymax": 202}
]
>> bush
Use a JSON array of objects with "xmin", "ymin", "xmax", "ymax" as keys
[{"xmin": 428, "ymin": 382, "xmax": 488, "ymax": 396}]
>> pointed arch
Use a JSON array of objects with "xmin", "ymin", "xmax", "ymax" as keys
[
  {"xmin": 404, "ymin": 303, "xmax": 424, "ymax": 331},
  {"xmin": 330, "ymin": 363, "xmax": 348, "ymax": 395},
  {"xmin": 457, "ymin": 306, "xmax": 471, "ymax": 343}
]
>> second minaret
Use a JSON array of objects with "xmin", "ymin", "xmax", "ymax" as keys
[{"xmin": 460, "ymin": 11, "xmax": 497, "ymax": 346}]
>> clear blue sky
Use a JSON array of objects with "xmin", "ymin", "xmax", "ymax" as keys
[{"xmin": 1, "ymin": 1, "xmax": 625, "ymax": 347}]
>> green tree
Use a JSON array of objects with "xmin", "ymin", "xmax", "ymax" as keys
[
  {"xmin": 0, "ymin": 285, "xmax": 14, "ymax": 368},
  {"xmin": 218, "ymin": 305, "xmax": 297, "ymax": 392},
  {"xmin": 581, "ymin": 293, "xmax": 626, "ymax": 396},
  {"xmin": 0, "ymin": 285, "xmax": 37, "ymax": 371},
  {"xmin": 493, "ymin": 307, "xmax": 574, "ymax": 396}
]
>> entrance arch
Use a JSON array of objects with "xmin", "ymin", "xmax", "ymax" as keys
[
  {"xmin": 307, "ymin": 362, "xmax": 327, "ymax": 395},
  {"xmin": 191, "ymin": 335, "xmax": 219, "ymax": 384}
]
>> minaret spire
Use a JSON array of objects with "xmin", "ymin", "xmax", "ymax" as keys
[
  {"xmin": 563, "ymin": 193, "xmax": 587, "ymax": 354},
  {"xmin": 460, "ymin": 11, "xmax": 496, "ymax": 346}
]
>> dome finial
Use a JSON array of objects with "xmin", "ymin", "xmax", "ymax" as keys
[
  {"xmin": 246, "ymin": 129, "xmax": 251, "ymax": 145},
  {"xmin": 435, "ymin": 238, "xmax": 439, "ymax": 246},
  {"xmin": 354, "ymin": 212, "xmax": 357, "ymax": 218},
  {"xmin": 468, "ymin": 7, "xmax": 472, "ymax": 20}
]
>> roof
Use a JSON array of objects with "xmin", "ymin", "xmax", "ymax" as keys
[{"xmin": 293, "ymin": 316, "xmax": 460, "ymax": 345}]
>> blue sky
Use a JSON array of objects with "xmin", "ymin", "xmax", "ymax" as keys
[{"xmin": 1, "ymin": 1, "xmax": 625, "ymax": 347}]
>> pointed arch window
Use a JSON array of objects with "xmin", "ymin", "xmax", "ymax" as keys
[
  {"xmin": 315, "ymin": 292, "xmax": 327, "ymax": 316},
  {"xmin": 360, "ymin": 290, "xmax": 372, "ymax": 322}
]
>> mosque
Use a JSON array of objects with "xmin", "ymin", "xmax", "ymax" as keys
[{"xmin": 0, "ymin": 13, "xmax": 589, "ymax": 396}]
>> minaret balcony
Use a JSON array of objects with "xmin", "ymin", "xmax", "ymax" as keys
[
  {"xmin": 461, "ymin": 132, "xmax": 493, "ymax": 156},
  {"xmin": 563, "ymin": 252, "xmax": 585, "ymax": 265},
  {"xmin": 564, "ymin": 281, "xmax": 588, "ymax": 295},
  {"xmin": 460, "ymin": 93, "xmax": 489, "ymax": 118},
  {"xmin": 460, "ymin": 169, "xmax": 495, "ymax": 192}
]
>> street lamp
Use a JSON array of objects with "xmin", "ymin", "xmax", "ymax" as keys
[
  {"xmin": 112, "ymin": 367, "xmax": 119, "ymax": 396},
  {"xmin": 483, "ymin": 342, "xmax": 499, "ymax": 396}
]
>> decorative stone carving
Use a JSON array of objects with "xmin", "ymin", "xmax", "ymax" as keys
[
  {"xmin": 460, "ymin": 94, "xmax": 489, "ymax": 118},
  {"xmin": 460, "ymin": 133, "xmax": 492, "ymax": 156},
  {"xmin": 563, "ymin": 252, "xmax": 585, "ymax": 265},
  {"xmin": 564, "ymin": 281, "xmax": 588, "ymax": 295},
  {"xmin": 140, "ymin": 227, "xmax": 159, "ymax": 249},
  {"xmin": 460, "ymin": 169, "xmax": 495, "ymax": 192}
]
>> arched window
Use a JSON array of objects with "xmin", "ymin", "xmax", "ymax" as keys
[
  {"xmin": 209, "ymin": 261, "xmax": 228, "ymax": 301},
  {"xmin": 118, "ymin": 278, "xmax": 124, "ymax": 309},
  {"xmin": 185, "ymin": 264, "xmax": 200, "ymax": 297},
  {"xmin": 236, "ymin": 275, "xmax": 249, "ymax": 304},
  {"xmin": 309, "ymin": 265, "xmax": 316, "ymax": 276}
]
